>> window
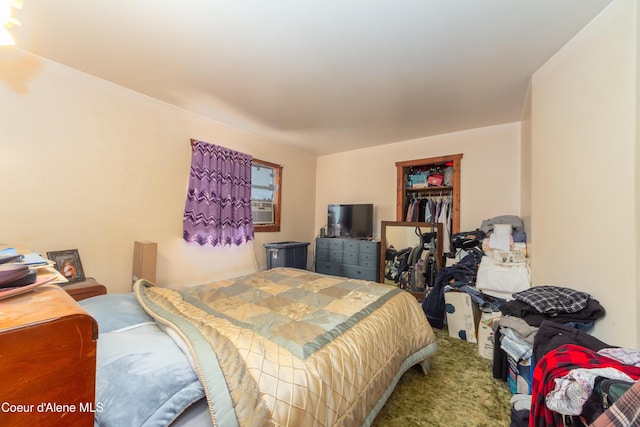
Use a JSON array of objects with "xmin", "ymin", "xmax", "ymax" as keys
[{"xmin": 251, "ymin": 159, "xmax": 282, "ymax": 232}]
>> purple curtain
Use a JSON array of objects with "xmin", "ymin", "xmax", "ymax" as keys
[{"xmin": 183, "ymin": 140, "xmax": 254, "ymax": 246}]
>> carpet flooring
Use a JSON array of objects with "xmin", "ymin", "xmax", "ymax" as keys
[{"xmin": 372, "ymin": 327, "xmax": 513, "ymax": 426}]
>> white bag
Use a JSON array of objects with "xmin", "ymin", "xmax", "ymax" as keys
[{"xmin": 476, "ymin": 256, "xmax": 530, "ymax": 299}]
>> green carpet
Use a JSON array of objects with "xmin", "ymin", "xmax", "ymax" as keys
[{"xmin": 372, "ymin": 327, "xmax": 512, "ymax": 426}]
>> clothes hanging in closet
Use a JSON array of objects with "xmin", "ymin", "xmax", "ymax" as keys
[{"xmin": 405, "ymin": 195, "xmax": 452, "ymax": 253}]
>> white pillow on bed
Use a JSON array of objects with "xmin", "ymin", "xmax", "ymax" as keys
[{"xmin": 80, "ymin": 293, "xmax": 206, "ymax": 426}]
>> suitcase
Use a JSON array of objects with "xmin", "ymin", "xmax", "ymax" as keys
[{"xmin": 578, "ymin": 377, "xmax": 635, "ymax": 425}]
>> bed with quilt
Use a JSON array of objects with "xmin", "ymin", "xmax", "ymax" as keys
[{"xmin": 80, "ymin": 267, "xmax": 438, "ymax": 427}]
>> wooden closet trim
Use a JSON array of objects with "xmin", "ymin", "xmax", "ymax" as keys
[{"xmin": 395, "ymin": 153, "xmax": 463, "ymax": 234}]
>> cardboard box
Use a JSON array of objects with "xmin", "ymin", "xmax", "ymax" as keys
[
  {"xmin": 477, "ymin": 311, "xmax": 501, "ymax": 360},
  {"xmin": 132, "ymin": 241, "xmax": 157, "ymax": 284},
  {"xmin": 444, "ymin": 291, "xmax": 481, "ymax": 343},
  {"xmin": 412, "ymin": 182, "xmax": 430, "ymax": 189},
  {"xmin": 507, "ymin": 356, "xmax": 532, "ymax": 395}
]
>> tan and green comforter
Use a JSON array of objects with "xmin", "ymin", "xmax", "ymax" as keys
[{"xmin": 134, "ymin": 267, "xmax": 437, "ymax": 427}]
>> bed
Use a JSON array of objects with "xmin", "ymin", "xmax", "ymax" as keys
[{"xmin": 80, "ymin": 267, "xmax": 438, "ymax": 427}]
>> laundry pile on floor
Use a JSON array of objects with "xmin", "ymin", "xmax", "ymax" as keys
[
  {"xmin": 475, "ymin": 216, "xmax": 529, "ymax": 301},
  {"xmin": 494, "ymin": 290, "xmax": 614, "ymax": 426},
  {"xmin": 422, "ymin": 214, "xmax": 530, "ymax": 330},
  {"xmin": 496, "ymin": 285, "xmax": 606, "ymax": 365},
  {"xmin": 420, "ymin": 214, "xmax": 640, "ymax": 426}
]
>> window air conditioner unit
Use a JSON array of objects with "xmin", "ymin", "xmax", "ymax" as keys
[{"xmin": 251, "ymin": 201, "xmax": 274, "ymax": 224}]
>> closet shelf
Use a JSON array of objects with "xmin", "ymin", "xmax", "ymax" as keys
[{"xmin": 405, "ymin": 186, "xmax": 454, "ymax": 193}]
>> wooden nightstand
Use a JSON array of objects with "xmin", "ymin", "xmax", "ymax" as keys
[
  {"xmin": 0, "ymin": 284, "xmax": 98, "ymax": 426},
  {"xmin": 62, "ymin": 278, "xmax": 107, "ymax": 301}
]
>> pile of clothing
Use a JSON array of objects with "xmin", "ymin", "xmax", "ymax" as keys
[
  {"xmin": 508, "ymin": 320, "xmax": 640, "ymax": 426},
  {"xmin": 420, "ymin": 216, "xmax": 637, "ymax": 426},
  {"xmin": 494, "ymin": 286, "xmax": 606, "ymax": 374},
  {"xmin": 422, "ymin": 215, "xmax": 529, "ymax": 328},
  {"xmin": 384, "ymin": 246, "xmax": 411, "ymax": 284},
  {"xmin": 530, "ymin": 343, "xmax": 640, "ymax": 426},
  {"xmin": 475, "ymin": 215, "xmax": 531, "ymax": 300},
  {"xmin": 501, "ymin": 285, "xmax": 606, "ymax": 331},
  {"xmin": 421, "ymin": 247, "xmax": 483, "ymax": 328},
  {"xmin": 494, "ymin": 286, "xmax": 621, "ymax": 427}
]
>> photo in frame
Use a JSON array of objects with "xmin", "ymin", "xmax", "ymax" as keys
[{"xmin": 47, "ymin": 249, "xmax": 85, "ymax": 283}]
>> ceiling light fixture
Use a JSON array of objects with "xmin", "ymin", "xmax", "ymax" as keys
[{"xmin": 0, "ymin": 0, "xmax": 23, "ymax": 46}]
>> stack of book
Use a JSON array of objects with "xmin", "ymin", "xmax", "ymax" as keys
[{"xmin": 0, "ymin": 248, "xmax": 60, "ymax": 300}]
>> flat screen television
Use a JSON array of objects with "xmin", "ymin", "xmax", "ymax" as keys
[{"xmin": 326, "ymin": 203, "xmax": 373, "ymax": 239}]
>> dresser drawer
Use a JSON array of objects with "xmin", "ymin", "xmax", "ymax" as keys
[
  {"xmin": 358, "ymin": 257, "xmax": 377, "ymax": 269},
  {"xmin": 316, "ymin": 248, "xmax": 329, "ymax": 261},
  {"xmin": 329, "ymin": 250, "xmax": 343, "ymax": 263},
  {"xmin": 359, "ymin": 251, "xmax": 377, "ymax": 264},
  {"xmin": 343, "ymin": 265, "xmax": 378, "ymax": 282},
  {"xmin": 316, "ymin": 261, "xmax": 344, "ymax": 277},
  {"xmin": 316, "ymin": 238, "xmax": 331, "ymax": 249},
  {"xmin": 343, "ymin": 250, "xmax": 359, "ymax": 265},
  {"xmin": 343, "ymin": 240, "xmax": 360, "ymax": 252},
  {"xmin": 359, "ymin": 241, "xmax": 379, "ymax": 254},
  {"xmin": 329, "ymin": 239, "xmax": 344, "ymax": 250}
]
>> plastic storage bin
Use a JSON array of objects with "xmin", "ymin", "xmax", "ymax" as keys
[{"xmin": 264, "ymin": 241, "xmax": 309, "ymax": 270}]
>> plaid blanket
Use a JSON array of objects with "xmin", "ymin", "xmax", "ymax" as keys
[{"xmin": 135, "ymin": 267, "xmax": 437, "ymax": 427}]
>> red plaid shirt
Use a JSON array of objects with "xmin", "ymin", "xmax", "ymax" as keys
[{"xmin": 530, "ymin": 344, "xmax": 640, "ymax": 427}]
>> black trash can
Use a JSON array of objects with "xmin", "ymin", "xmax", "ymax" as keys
[{"xmin": 264, "ymin": 241, "xmax": 310, "ymax": 270}]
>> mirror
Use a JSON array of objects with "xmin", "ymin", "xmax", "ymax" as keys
[{"xmin": 379, "ymin": 221, "xmax": 443, "ymax": 299}]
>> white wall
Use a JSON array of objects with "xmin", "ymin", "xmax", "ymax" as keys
[
  {"xmin": 636, "ymin": 0, "xmax": 640, "ymax": 348},
  {"xmin": 520, "ymin": 87, "xmax": 533, "ymax": 260},
  {"xmin": 315, "ymin": 122, "xmax": 521, "ymax": 251},
  {"xmin": 0, "ymin": 49, "xmax": 317, "ymax": 294},
  {"xmin": 528, "ymin": 0, "xmax": 637, "ymax": 347}
]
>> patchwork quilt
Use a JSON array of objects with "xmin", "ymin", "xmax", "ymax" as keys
[{"xmin": 134, "ymin": 267, "xmax": 437, "ymax": 427}]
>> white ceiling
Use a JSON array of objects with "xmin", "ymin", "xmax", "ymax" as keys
[{"xmin": 12, "ymin": 0, "xmax": 613, "ymax": 156}]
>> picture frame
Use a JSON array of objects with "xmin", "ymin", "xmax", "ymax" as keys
[{"xmin": 46, "ymin": 249, "xmax": 85, "ymax": 283}]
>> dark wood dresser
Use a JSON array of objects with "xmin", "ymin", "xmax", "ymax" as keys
[
  {"xmin": 62, "ymin": 278, "xmax": 107, "ymax": 301},
  {"xmin": 0, "ymin": 284, "xmax": 98, "ymax": 426}
]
